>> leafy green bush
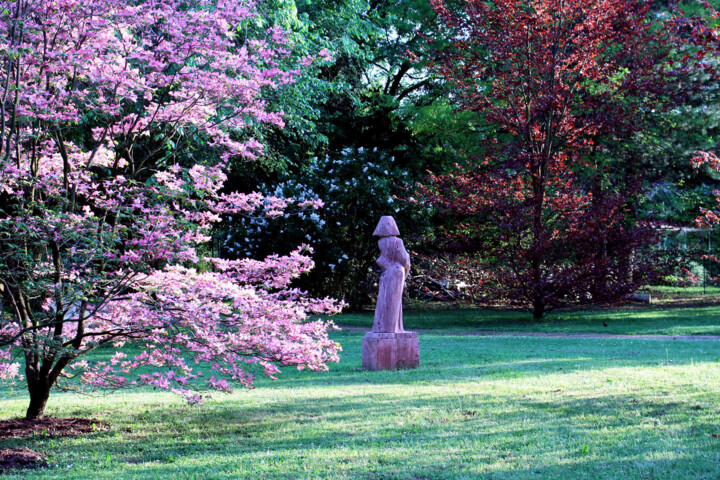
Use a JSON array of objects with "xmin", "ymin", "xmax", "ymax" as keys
[{"xmin": 221, "ymin": 147, "xmax": 428, "ymax": 308}]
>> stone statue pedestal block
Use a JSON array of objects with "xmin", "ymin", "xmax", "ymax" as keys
[{"xmin": 362, "ymin": 332, "xmax": 419, "ymax": 371}]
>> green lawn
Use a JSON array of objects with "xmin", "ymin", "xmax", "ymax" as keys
[
  {"xmin": 1, "ymin": 330, "xmax": 719, "ymax": 479},
  {"xmin": 337, "ymin": 304, "xmax": 720, "ymax": 336},
  {"xmin": 642, "ymin": 285, "xmax": 720, "ymax": 297}
]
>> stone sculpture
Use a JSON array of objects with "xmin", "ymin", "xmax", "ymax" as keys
[{"xmin": 362, "ymin": 216, "xmax": 419, "ymax": 371}]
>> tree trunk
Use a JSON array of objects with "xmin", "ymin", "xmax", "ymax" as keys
[
  {"xmin": 25, "ymin": 380, "xmax": 51, "ymax": 420},
  {"xmin": 531, "ymin": 255, "xmax": 545, "ymax": 319},
  {"xmin": 532, "ymin": 299, "xmax": 545, "ymax": 320}
]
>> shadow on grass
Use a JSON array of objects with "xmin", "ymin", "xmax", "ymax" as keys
[
  {"xmin": 2, "ymin": 333, "xmax": 718, "ymax": 479},
  {"xmin": 9, "ymin": 387, "xmax": 718, "ymax": 479}
]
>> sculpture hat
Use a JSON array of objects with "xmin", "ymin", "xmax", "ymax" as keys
[{"xmin": 373, "ymin": 216, "xmax": 400, "ymax": 237}]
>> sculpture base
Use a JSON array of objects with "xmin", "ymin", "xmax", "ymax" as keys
[{"xmin": 361, "ymin": 332, "xmax": 419, "ymax": 371}]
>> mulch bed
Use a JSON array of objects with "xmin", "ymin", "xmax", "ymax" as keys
[
  {"xmin": 0, "ymin": 417, "xmax": 109, "ymax": 473},
  {"xmin": 0, "ymin": 417, "xmax": 108, "ymax": 439},
  {"xmin": 0, "ymin": 448, "xmax": 47, "ymax": 472}
]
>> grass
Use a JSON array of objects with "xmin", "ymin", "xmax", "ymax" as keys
[
  {"xmin": 642, "ymin": 285, "xmax": 720, "ymax": 296},
  {"xmin": 1, "ymin": 329, "xmax": 719, "ymax": 479},
  {"xmin": 641, "ymin": 285, "xmax": 720, "ymax": 305},
  {"xmin": 337, "ymin": 304, "xmax": 720, "ymax": 336}
]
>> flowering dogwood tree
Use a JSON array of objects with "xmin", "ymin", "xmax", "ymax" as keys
[{"xmin": 0, "ymin": 0, "xmax": 341, "ymax": 420}]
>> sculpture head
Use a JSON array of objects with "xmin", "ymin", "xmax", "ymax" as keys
[{"xmin": 373, "ymin": 216, "xmax": 400, "ymax": 237}]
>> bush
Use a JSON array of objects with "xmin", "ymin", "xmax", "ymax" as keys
[{"xmin": 221, "ymin": 147, "xmax": 428, "ymax": 308}]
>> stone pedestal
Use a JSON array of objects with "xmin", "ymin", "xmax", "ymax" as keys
[{"xmin": 362, "ymin": 332, "xmax": 419, "ymax": 371}]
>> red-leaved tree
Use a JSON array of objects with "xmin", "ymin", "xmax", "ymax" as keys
[
  {"xmin": 422, "ymin": 0, "xmax": 678, "ymax": 318},
  {"xmin": 688, "ymin": 3, "xmax": 720, "ymax": 253},
  {"xmin": 0, "ymin": 0, "xmax": 340, "ymax": 420}
]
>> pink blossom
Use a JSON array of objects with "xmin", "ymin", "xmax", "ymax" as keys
[
  {"xmin": 318, "ymin": 49, "xmax": 333, "ymax": 62},
  {"xmin": 0, "ymin": 0, "xmax": 340, "ymax": 410}
]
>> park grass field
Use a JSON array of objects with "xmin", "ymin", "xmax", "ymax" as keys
[
  {"xmin": 338, "ymin": 302, "xmax": 720, "ymax": 336},
  {"xmin": 1, "ymin": 319, "xmax": 719, "ymax": 479}
]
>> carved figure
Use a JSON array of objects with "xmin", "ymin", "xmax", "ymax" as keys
[
  {"xmin": 372, "ymin": 217, "xmax": 410, "ymax": 333},
  {"xmin": 362, "ymin": 216, "xmax": 419, "ymax": 370}
]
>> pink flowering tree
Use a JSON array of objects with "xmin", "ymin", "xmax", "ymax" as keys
[{"xmin": 0, "ymin": 0, "xmax": 341, "ymax": 420}]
